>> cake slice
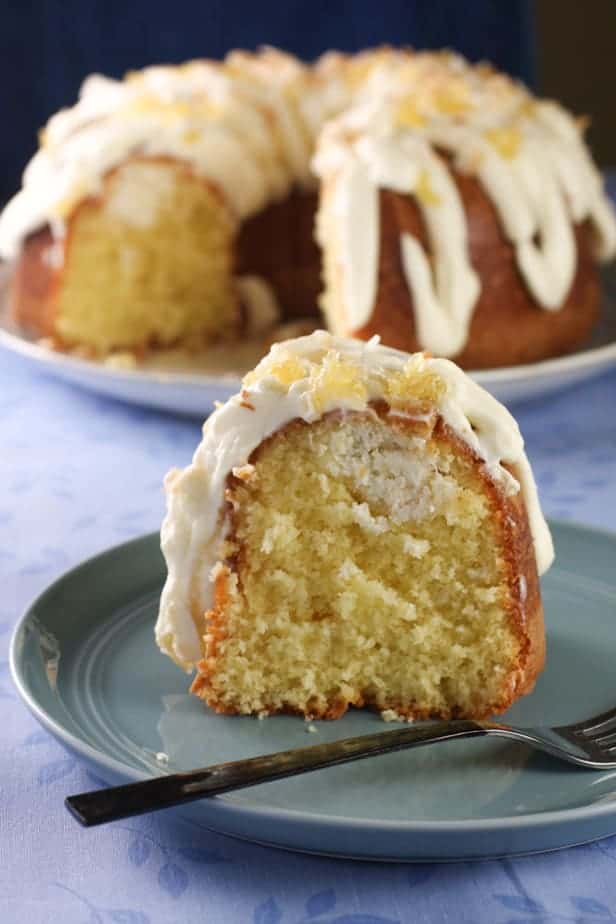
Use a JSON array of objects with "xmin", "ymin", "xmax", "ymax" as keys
[{"xmin": 156, "ymin": 331, "xmax": 553, "ymax": 720}]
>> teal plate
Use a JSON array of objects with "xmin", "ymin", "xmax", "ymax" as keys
[{"xmin": 10, "ymin": 521, "xmax": 616, "ymax": 861}]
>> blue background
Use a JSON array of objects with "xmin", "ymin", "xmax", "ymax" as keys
[{"xmin": 1, "ymin": 0, "xmax": 535, "ymax": 205}]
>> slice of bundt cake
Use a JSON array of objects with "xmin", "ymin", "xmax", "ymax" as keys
[{"xmin": 156, "ymin": 330, "xmax": 553, "ymax": 720}]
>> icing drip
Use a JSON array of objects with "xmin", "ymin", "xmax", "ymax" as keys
[
  {"xmin": 335, "ymin": 159, "xmax": 379, "ymax": 331},
  {"xmin": 156, "ymin": 330, "xmax": 554, "ymax": 670},
  {"xmin": 333, "ymin": 133, "xmax": 481, "ymax": 354},
  {"xmin": 400, "ymin": 232, "xmax": 480, "ymax": 356},
  {"xmin": 319, "ymin": 131, "xmax": 480, "ymax": 353},
  {"xmin": 236, "ymin": 275, "xmax": 281, "ymax": 333},
  {"xmin": 511, "ymin": 142, "xmax": 576, "ymax": 309},
  {"xmin": 312, "ymin": 53, "xmax": 616, "ymax": 356}
]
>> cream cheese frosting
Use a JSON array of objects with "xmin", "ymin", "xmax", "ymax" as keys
[
  {"xmin": 0, "ymin": 53, "xmax": 320, "ymax": 259},
  {"xmin": 313, "ymin": 53, "xmax": 616, "ymax": 355},
  {"xmin": 156, "ymin": 330, "xmax": 554, "ymax": 670}
]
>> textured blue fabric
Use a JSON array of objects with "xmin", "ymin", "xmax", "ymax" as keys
[
  {"xmin": 0, "ymin": 0, "xmax": 535, "ymax": 204},
  {"xmin": 2, "ymin": 345, "xmax": 616, "ymax": 918}
]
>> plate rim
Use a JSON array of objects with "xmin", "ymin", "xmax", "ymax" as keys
[
  {"xmin": 0, "ymin": 322, "xmax": 241, "ymax": 390},
  {"xmin": 10, "ymin": 519, "xmax": 616, "ymax": 836},
  {"xmin": 1, "ymin": 259, "xmax": 616, "ymax": 394},
  {"xmin": 2, "ymin": 316, "xmax": 616, "ymax": 390}
]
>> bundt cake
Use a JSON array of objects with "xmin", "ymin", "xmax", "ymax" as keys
[
  {"xmin": 156, "ymin": 330, "xmax": 553, "ymax": 720},
  {"xmin": 1, "ymin": 48, "xmax": 614, "ymax": 368}
]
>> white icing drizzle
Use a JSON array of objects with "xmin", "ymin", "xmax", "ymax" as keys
[
  {"xmin": 335, "ymin": 159, "xmax": 379, "ymax": 330},
  {"xmin": 322, "ymin": 131, "xmax": 480, "ymax": 352},
  {"xmin": 511, "ymin": 141, "xmax": 576, "ymax": 309},
  {"xmin": 157, "ymin": 330, "xmax": 554, "ymax": 670},
  {"xmin": 1, "ymin": 48, "xmax": 614, "ymax": 359},
  {"xmin": 312, "ymin": 53, "xmax": 616, "ymax": 356},
  {"xmin": 400, "ymin": 232, "xmax": 478, "ymax": 355},
  {"xmin": 236, "ymin": 275, "xmax": 281, "ymax": 333}
]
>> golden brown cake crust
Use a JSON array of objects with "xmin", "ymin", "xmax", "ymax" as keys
[
  {"xmin": 191, "ymin": 406, "xmax": 545, "ymax": 720},
  {"xmin": 355, "ymin": 174, "xmax": 600, "ymax": 370}
]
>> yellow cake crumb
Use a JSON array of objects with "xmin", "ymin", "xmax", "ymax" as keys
[
  {"xmin": 195, "ymin": 411, "xmax": 519, "ymax": 719},
  {"xmin": 54, "ymin": 160, "xmax": 238, "ymax": 354}
]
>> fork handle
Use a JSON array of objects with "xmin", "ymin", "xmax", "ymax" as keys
[{"xmin": 66, "ymin": 720, "xmax": 488, "ymax": 827}]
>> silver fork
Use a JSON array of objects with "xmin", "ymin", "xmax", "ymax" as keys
[{"xmin": 66, "ymin": 706, "xmax": 616, "ymax": 827}]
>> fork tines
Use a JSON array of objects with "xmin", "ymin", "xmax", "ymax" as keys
[{"xmin": 569, "ymin": 707, "xmax": 616, "ymax": 737}]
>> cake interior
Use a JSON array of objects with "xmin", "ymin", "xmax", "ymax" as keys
[
  {"xmin": 198, "ymin": 408, "xmax": 522, "ymax": 719},
  {"xmin": 54, "ymin": 160, "xmax": 237, "ymax": 354}
]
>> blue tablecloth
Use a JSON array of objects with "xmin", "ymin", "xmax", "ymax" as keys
[{"xmin": 2, "ymin": 347, "xmax": 616, "ymax": 922}]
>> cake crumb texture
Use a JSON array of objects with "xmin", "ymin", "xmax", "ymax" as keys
[
  {"xmin": 54, "ymin": 160, "xmax": 237, "ymax": 354},
  {"xmin": 192, "ymin": 410, "xmax": 528, "ymax": 720}
]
